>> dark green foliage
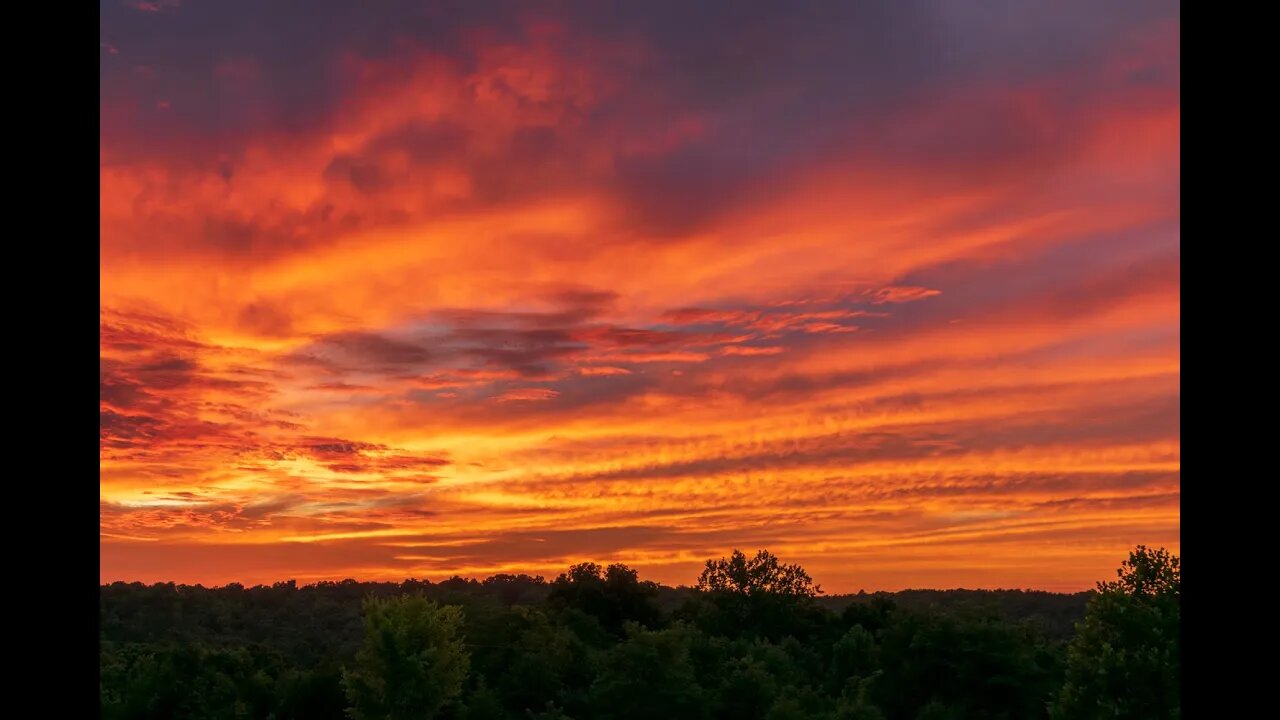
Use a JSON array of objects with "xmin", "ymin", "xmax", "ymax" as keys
[
  {"xmin": 826, "ymin": 590, "xmax": 1090, "ymax": 642},
  {"xmin": 99, "ymin": 643, "xmax": 281, "ymax": 720},
  {"xmin": 343, "ymin": 594, "xmax": 470, "ymax": 720},
  {"xmin": 99, "ymin": 548, "xmax": 1177, "ymax": 720},
  {"xmin": 481, "ymin": 606, "xmax": 595, "ymax": 716},
  {"xmin": 870, "ymin": 612, "xmax": 1062, "ymax": 719},
  {"xmin": 548, "ymin": 562, "xmax": 661, "ymax": 636},
  {"xmin": 914, "ymin": 701, "xmax": 963, "ymax": 720},
  {"xmin": 766, "ymin": 685, "xmax": 833, "ymax": 720},
  {"xmin": 835, "ymin": 674, "xmax": 886, "ymax": 720},
  {"xmin": 687, "ymin": 550, "xmax": 827, "ymax": 641},
  {"xmin": 1053, "ymin": 546, "xmax": 1180, "ymax": 719},
  {"xmin": 716, "ymin": 655, "xmax": 779, "ymax": 720},
  {"xmin": 526, "ymin": 703, "xmax": 573, "ymax": 720},
  {"xmin": 278, "ymin": 667, "xmax": 348, "ymax": 720},
  {"xmin": 830, "ymin": 624, "xmax": 877, "ymax": 696},
  {"xmin": 458, "ymin": 679, "xmax": 507, "ymax": 720},
  {"xmin": 588, "ymin": 623, "xmax": 710, "ymax": 720}
]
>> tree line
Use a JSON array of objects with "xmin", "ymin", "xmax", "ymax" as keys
[{"xmin": 100, "ymin": 546, "xmax": 1179, "ymax": 719}]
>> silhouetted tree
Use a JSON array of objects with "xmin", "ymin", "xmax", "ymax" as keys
[
  {"xmin": 690, "ymin": 550, "xmax": 824, "ymax": 641},
  {"xmin": 697, "ymin": 550, "xmax": 820, "ymax": 597},
  {"xmin": 548, "ymin": 562, "xmax": 660, "ymax": 635},
  {"xmin": 343, "ymin": 594, "xmax": 470, "ymax": 720},
  {"xmin": 1053, "ymin": 546, "xmax": 1180, "ymax": 719},
  {"xmin": 839, "ymin": 595, "xmax": 896, "ymax": 634},
  {"xmin": 481, "ymin": 574, "xmax": 548, "ymax": 606}
]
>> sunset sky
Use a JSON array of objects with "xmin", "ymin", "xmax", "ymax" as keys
[{"xmin": 100, "ymin": 0, "xmax": 1179, "ymax": 592}]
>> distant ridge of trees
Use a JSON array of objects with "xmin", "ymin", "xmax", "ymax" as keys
[{"xmin": 100, "ymin": 547, "xmax": 1178, "ymax": 720}]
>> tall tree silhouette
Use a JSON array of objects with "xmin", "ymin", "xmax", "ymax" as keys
[
  {"xmin": 549, "ymin": 562, "xmax": 661, "ymax": 636},
  {"xmin": 690, "ymin": 550, "xmax": 824, "ymax": 641},
  {"xmin": 697, "ymin": 550, "xmax": 820, "ymax": 597},
  {"xmin": 1053, "ymin": 546, "xmax": 1180, "ymax": 719}
]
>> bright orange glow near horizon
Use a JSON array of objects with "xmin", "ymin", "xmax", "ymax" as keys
[{"xmin": 101, "ymin": 1, "xmax": 1179, "ymax": 593}]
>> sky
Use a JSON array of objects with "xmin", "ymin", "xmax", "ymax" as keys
[{"xmin": 100, "ymin": 0, "xmax": 1180, "ymax": 592}]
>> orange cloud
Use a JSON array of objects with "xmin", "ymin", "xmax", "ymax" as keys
[{"xmin": 100, "ymin": 1, "xmax": 1179, "ymax": 591}]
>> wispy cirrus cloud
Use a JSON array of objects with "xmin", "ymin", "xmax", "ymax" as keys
[{"xmin": 101, "ymin": 0, "xmax": 1179, "ymax": 592}]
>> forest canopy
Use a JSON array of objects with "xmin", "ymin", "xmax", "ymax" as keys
[{"xmin": 100, "ymin": 547, "xmax": 1178, "ymax": 720}]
